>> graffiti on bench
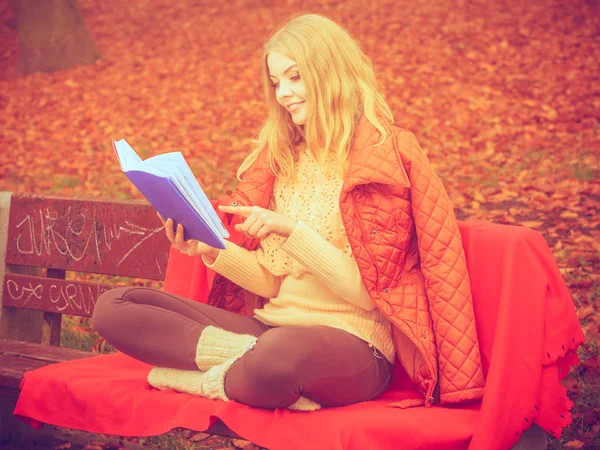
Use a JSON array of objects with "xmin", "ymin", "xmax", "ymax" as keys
[
  {"xmin": 14, "ymin": 206, "xmax": 162, "ymax": 265},
  {"xmin": 6, "ymin": 195, "xmax": 170, "ymax": 280},
  {"xmin": 5, "ymin": 278, "xmax": 42, "ymax": 307},
  {"xmin": 4, "ymin": 274, "xmax": 114, "ymax": 317}
]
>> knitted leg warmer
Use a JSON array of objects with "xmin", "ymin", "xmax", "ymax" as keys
[
  {"xmin": 199, "ymin": 357, "xmax": 236, "ymax": 401},
  {"xmin": 195, "ymin": 326, "xmax": 257, "ymax": 371}
]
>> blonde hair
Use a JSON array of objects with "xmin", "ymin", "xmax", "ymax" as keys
[{"xmin": 236, "ymin": 13, "xmax": 394, "ymax": 182}]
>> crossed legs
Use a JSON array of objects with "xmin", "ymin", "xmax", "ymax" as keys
[{"xmin": 92, "ymin": 287, "xmax": 392, "ymax": 409}]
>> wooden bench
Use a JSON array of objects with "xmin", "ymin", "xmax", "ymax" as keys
[
  {"xmin": 0, "ymin": 191, "xmax": 547, "ymax": 449},
  {"xmin": 0, "ymin": 192, "xmax": 240, "ymax": 445}
]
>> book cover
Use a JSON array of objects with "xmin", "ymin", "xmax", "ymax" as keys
[{"xmin": 113, "ymin": 140, "xmax": 227, "ymax": 249}]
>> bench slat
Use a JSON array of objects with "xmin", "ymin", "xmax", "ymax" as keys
[
  {"xmin": 0, "ymin": 339, "xmax": 92, "ymax": 390},
  {"xmin": 0, "ymin": 339, "xmax": 92, "ymax": 362},
  {"xmin": 3, "ymin": 273, "xmax": 115, "ymax": 317},
  {"xmin": 0, "ymin": 354, "xmax": 50, "ymax": 390},
  {"xmin": 6, "ymin": 194, "xmax": 170, "ymax": 280}
]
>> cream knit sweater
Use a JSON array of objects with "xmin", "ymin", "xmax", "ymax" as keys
[{"xmin": 204, "ymin": 147, "xmax": 395, "ymax": 363}]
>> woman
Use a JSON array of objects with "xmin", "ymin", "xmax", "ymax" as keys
[{"xmin": 92, "ymin": 13, "xmax": 485, "ymax": 411}]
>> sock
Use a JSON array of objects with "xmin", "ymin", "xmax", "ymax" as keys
[
  {"xmin": 147, "ymin": 365, "xmax": 228, "ymax": 402},
  {"xmin": 196, "ymin": 326, "xmax": 257, "ymax": 371},
  {"xmin": 288, "ymin": 396, "xmax": 322, "ymax": 411},
  {"xmin": 147, "ymin": 365, "xmax": 231, "ymax": 403},
  {"xmin": 148, "ymin": 365, "xmax": 322, "ymax": 410},
  {"xmin": 147, "ymin": 367, "xmax": 204, "ymax": 396}
]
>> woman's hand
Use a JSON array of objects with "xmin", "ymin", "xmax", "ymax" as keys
[
  {"xmin": 218, "ymin": 205, "xmax": 298, "ymax": 239},
  {"xmin": 157, "ymin": 213, "xmax": 220, "ymax": 263}
]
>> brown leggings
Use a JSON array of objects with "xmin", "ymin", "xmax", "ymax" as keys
[{"xmin": 92, "ymin": 287, "xmax": 393, "ymax": 409}]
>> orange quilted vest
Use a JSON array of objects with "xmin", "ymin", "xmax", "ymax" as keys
[{"xmin": 208, "ymin": 114, "xmax": 486, "ymax": 407}]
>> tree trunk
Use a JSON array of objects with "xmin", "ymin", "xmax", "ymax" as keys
[{"xmin": 13, "ymin": 0, "xmax": 101, "ymax": 75}]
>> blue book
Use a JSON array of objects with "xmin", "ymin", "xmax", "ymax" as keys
[{"xmin": 113, "ymin": 139, "xmax": 229, "ymax": 249}]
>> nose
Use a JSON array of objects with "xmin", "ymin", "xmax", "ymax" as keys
[{"xmin": 277, "ymin": 83, "xmax": 293, "ymax": 100}]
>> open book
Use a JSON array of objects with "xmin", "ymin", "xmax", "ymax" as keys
[{"xmin": 113, "ymin": 139, "xmax": 229, "ymax": 249}]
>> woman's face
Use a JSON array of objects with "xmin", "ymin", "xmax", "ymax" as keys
[{"xmin": 267, "ymin": 52, "xmax": 308, "ymax": 126}]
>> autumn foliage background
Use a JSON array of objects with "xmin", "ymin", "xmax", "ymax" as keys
[{"xmin": 0, "ymin": 0, "xmax": 599, "ymax": 449}]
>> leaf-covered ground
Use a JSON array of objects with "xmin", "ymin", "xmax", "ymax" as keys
[{"xmin": 0, "ymin": 0, "xmax": 599, "ymax": 449}]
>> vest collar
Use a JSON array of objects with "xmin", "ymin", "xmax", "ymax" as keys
[{"xmin": 342, "ymin": 114, "xmax": 410, "ymax": 193}]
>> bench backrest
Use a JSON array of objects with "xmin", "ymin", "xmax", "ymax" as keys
[{"xmin": 0, "ymin": 192, "xmax": 169, "ymax": 344}]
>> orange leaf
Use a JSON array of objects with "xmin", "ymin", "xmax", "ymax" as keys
[
  {"xmin": 189, "ymin": 432, "xmax": 211, "ymax": 442},
  {"xmin": 560, "ymin": 211, "xmax": 578, "ymax": 219},
  {"xmin": 232, "ymin": 439, "xmax": 256, "ymax": 448},
  {"xmin": 54, "ymin": 443, "xmax": 72, "ymax": 450},
  {"xmin": 520, "ymin": 221, "xmax": 543, "ymax": 229},
  {"xmin": 577, "ymin": 306, "xmax": 595, "ymax": 320}
]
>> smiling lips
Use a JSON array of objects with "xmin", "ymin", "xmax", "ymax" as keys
[{"xmin": 286, "ymin": 101, "xmax": 304, "ymax": 112}]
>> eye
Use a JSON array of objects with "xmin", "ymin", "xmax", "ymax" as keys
[{"xmin": 270, "ymin": 74, "xmax": 300, "ymax": 89}]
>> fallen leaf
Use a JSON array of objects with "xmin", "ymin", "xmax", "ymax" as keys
[
  {"xmin": 64, "ymin": 79, "xmax": 80, "ymax": 88},
  {"xmin": 189, "ymin": 432, "xmax": 211, "ymax": 442},
  {"xmin": 541, "ymin": 104, "xmax": 558, "ymax": 120},
  {"xmin": 520, "ymin": 221, "xmax": 543, "ymax": 229},
  {"xmin": 101, "ymin": 444, "xmax": 124, "ymax": 450},
  {"xmin": 564, "ymin": 440, "xmax": 585, "ymax": 449},
  {"xmin": 582, "ymin": 355, "xmax": 599, "ymax": 369},
  {"xmin": 54, "ymin": 443, "xmax": 72, "ymax": 450},
  {"xmin": 473, "ymin": 190, "xmax": 486, "ymax": 202},
  {"xmin": 560, "ymin": 211, "xmax": 579, "ymax": 219},
  {"xmin": 577, "ymin": 306, "xmax": 595, "ymax": 320},
  {"xmin": 232, "ymin": 439, "xmax": 256, "ymax": 448}
]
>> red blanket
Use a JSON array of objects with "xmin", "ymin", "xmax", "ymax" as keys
[{"xmin": 14, "ymin": 221, "xmax": 584, "ymax": 450}]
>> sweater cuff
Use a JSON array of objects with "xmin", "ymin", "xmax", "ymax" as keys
[
  {"xmin": 280, "ymin": 220, "xmax": 341, "ymax": 278},
  {"xmin": 202, "ymin": 241, "xmax": 279, "ymax": 299},
  {"xmin": 203, "ymin": 242, "xmax": 261, "ymax": 285},
  {"xmin": 202, "ymin": 244, "xmax": 227, "ymax": 269}
]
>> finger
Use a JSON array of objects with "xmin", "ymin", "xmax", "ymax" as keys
[
  {"xmin": 234, "ymin": 222, "xmax": 254, "ymax": 240},
  {"xmin": 256, "ymin": 224, "xmax": 273, "ymax": 239},
  {"xmin": 218, "ymin": 205, "xmax": 257, "ymax": 218},
  {"xmin": 164, "ymin": 218, "xmax": 176, "ymax": 243},
  {"xmin": 237, "ymin": 213, "xmax": 259, "ymax": 236},
  {"xmin": 248, "ymin": 215, "xmax": 268, "ymax": 237},
  {"xmin": 175, "ymin": 223, "xmax": 186, "ymax": 248}
]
